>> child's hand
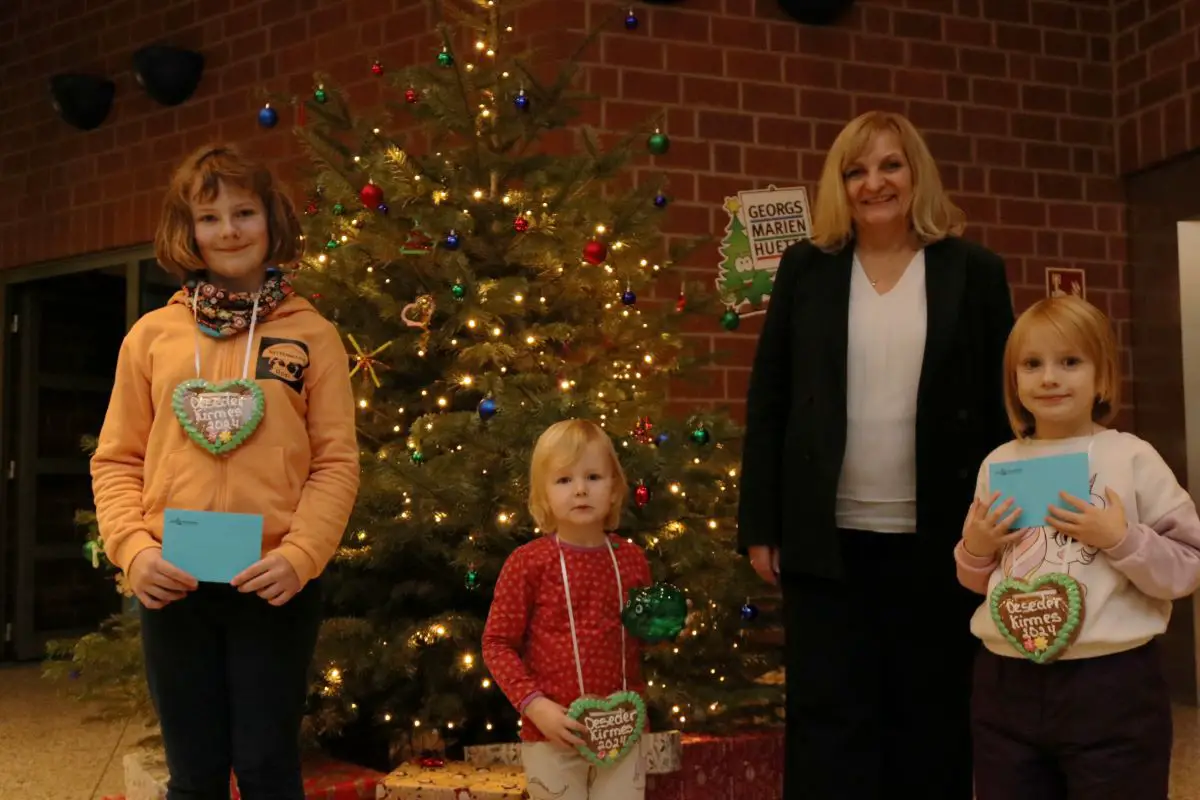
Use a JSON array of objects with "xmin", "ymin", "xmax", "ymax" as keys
[
  {"xmin": 525, "ymin": 697, "xmax": 588, "ymax": 750},
  {"xmin": 231, "ymin": 551, "xmax": 301, "ymax": 606},
  {"xmin": 128, "ymin": 549, "xmax": 198, "ymax": 609},
  {"xmin": 962, "ymin": 492, "xmax": 1025, "ymax": 558},
  {"xmin": 1047, "ymin": 488, "xmax": 1128, "ymax": 550}
]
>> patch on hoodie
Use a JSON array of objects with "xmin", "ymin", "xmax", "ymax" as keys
[{"xmin": 256, "ymin": 337, "xmax": 310, "ymax": 392}]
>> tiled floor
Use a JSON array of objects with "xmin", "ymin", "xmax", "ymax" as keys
[
  {"xmin": 5, "ymin": 660, "xmax": 1200, "ymax": 799},
  {"xmin": 0, "ymin": 663, "xmax": 156, "ymax": 799}
]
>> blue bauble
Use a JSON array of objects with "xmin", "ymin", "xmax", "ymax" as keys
[
  {"xmin": 514, "ymin": 92, "xmax": 530, "ymax": 111},
  {"xmin": 740, "ymin": 603, "xmax": 759, "ymax": 621},
  {"xmin": 621, "ymin": 289, "xmax": 637, "ymax": 306},
  {"xmin": 377, "ymin": 202, "xmax": 389, "ymax": 214},
  {"xmin": 624, "ymin": 11, "xmax": 639, "ymax": 29},
  {"xmin": 444, "ymin": 232, "xmax": 461, "ymax": 250},
  {"xmin": 257, "ymin": 105, "xmax": 278, "ymax": 128},
  {"xmin": 653, "ymin": 192, "xmax": 669, "ymax": 209},
  {"xmin": 654, "ymin": 432, "xmax": 668, "ymax": 446},
  {"xmin": 478, "ymin": 397, "xmax": 498, "ymax": 420}
]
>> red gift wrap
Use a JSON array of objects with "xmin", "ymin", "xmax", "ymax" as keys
[
  {"xmin": 230, "ymin": 757, "xmax": 383, "ymax": 799},
  {"xmin": 647, "ymin": 730, "xmax": 783, "ymax": 800}
]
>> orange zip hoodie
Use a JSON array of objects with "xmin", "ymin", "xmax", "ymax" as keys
[{"xmin": 91, "ymin": 290, "xmax": 360, "ymax": 585}]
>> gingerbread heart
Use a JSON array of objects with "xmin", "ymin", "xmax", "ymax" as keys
[
  {"xmin": 566, "ymin": 691, "xmax": 646, "ymax": 768},
  {"xmin": 172, "ymin": 378, "xmax": 265, "ymax": 456},
  {"xmin": 989, "ymin": 573, "xmax": 1084, "ymax": 664}
]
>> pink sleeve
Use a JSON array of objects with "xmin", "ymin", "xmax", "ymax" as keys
[
  {"xmin": 954, "ymin": 540, "xmax": 996, "ymax": 594},
  {"xmin": 481, "ymin": 549, "xmax": 542, "ymax": 711},
  {"xmin": 1104, "ymin": 501, "xmax": 1200, "ymax": 600}
]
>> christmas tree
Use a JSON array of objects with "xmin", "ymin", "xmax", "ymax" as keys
[{"xmin": 46, "ymin": 0, "xmax": 783, "ymax": 768}]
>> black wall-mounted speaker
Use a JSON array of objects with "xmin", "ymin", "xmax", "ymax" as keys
[
  {"xmin": 132, "ymin": 44, "xmax": 205, "ymax": 107},
  {"xmin": 777, "ymin": 0, "xmax": 855, "ymax": 26},
  {"xmin": 49, "ymin": 73, "xmax": 116, "ymax": 131}
]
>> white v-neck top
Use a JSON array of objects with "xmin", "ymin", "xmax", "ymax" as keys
[{"xmin": 835, "ymin": 249, "xmax": 928, "ymax": 533}]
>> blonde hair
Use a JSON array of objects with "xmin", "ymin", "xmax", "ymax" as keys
[
  {"xmin": 1003, "ymin": 295, "xmax": 1121, "ymax": 438},
  {"xmin": 154, "ymin": 143, "xmax": 303, "ymax": 281},
  {"xmin": 528, "ymin": 420, "xmax": 628, "ymax": 533},
  {"xmin": 810, "ymin": 111, "xmax": 965, "ymax": 252}
]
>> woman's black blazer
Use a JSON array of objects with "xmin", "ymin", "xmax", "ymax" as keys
[{"xmin": 736, "ymin": 236, "xmax": 1016, "ymax": 581}]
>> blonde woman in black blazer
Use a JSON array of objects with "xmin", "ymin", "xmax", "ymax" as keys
[{"xmin": 738, "ymin": 111, "xmax": 1014, "ymax": 800}]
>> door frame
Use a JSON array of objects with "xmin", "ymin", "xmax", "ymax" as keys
[{"xmin": 0, "ymin": 245, "xmax": 155, "ymax": 660}]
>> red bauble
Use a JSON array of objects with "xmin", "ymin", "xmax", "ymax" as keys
[
  {"xmin": 514, "ymin": 216, "xmax": 530, "ymax": 232},
  {"xmin": 676, "ymin": 292, "xmax": 686, "ymax": 312},
  {"xmin": 360, "ymin": 183, "xmax": 384, "ymax": 207},
  {"xmin": 582, "ymin": 239, "xmax": 608, "ymax": 264},
  {"xmin": 372, "ymin": 60, "xmax": 384, "ymax": 76},
  {"xmin": 635, "ymin": 483, "xmax": 651, "ymax": 507},
  {"xmin": 405, "ymin": 88, "xmax": 419, "ymax": 104}
]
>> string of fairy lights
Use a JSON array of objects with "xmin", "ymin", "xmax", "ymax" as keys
[{"xmin": 262, "ymin": 0, "xmax": 763, "ymax": 738}]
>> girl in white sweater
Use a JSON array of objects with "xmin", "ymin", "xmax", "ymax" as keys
[{"xmin": 954, "ymin": 295, "xmax": 1200, "ymax": 799}]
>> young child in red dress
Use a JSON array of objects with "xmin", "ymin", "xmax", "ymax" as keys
[{"xmin": 482, "ymin": 419, "xmax": 652, "ymax": 800}]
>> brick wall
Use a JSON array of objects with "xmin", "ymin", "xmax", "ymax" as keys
[
  {"xmin": 1115, "ymin": 0, "xmax": 1200, "ymax": 173},
  {"xmin": 0, "ymin": 0, "xmax": 1133, "ymax": 421}
]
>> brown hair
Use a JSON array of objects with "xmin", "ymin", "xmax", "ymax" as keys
[
  {"xmin": 1003, "ymin": 295, "xmax": 1121, "ymax": 439},
  {"xmin": 154, "ymin": 143, "xmax": 303, "ymax": 281},
  {"xmin": 810, "ymin": 111, "xmax": 965, "ymax": 252},
  {"xmin": 528, "ymin": 419, "xmax": 628, "ymax": 533}
]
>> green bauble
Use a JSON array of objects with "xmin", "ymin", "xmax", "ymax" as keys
[
  {"xmin": 314, "ymin": 87, "xmax": 327, "ymax": 103},
  {"xmin": 451, "ymin": 281, "xmax": 466, "ymax": 300},
  {"xmin": 647, "ymin": 132, "xmax": 670, "ymax": 155},
  {"xmin": 622, "ymin": 583, "xmax": 687, "ymax": 643},
  {"xmin": 332, "ymin": 203, "xmax": 345, "ymax": 216},
  {"xmin": 720, "ymin": 309, "xmax": 740, "ymax": 331},
  {"xmin": 465, "ymin": 568, "xmax": 479, "ymax": 589},
  {"xmin": 690, "ymin": 426, "xmax": 710, "ymax": 445},
  {"xmin": 325, "ymin": 238, "xmax": 338, "ymax": 249},
  {"xmin": 410, "ymin": 450, "xmax": 426, "ymax": 464},
  {"xmin": 437, "ymin": 50, "xmax": 454, "ymax": 68}
]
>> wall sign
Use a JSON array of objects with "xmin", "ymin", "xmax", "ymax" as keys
[
  {"xmin": 716, "ymin": 185, "xmax": 812, "ymax": 317},
  {"xmin": 1045, "ymin": 267, "xmax": 1086, "ymax": 300}
]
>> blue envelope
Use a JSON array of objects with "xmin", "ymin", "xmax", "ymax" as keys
[
  {"xmin": 988, "ymin": 452, "xmax": 1090, "ymax": 530},
  {"xmin": 162, "ymin": 508, "xmax": 263, "ymax": 583}
]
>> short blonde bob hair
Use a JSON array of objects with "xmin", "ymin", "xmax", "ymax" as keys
[
  {"xmin": 1003, "ymin": 295, "xmax": 1121, "ymax": 439},
  {"xmin": 528, "ymin": 419, "xmax": 628, "ymax": 533},
  {"xmin": 154, "ymin": 143, "xmax": 304, "ymax": 281},
  {"xmin": 810, "ymin": 111, "xmax": 965, "ymax": 252}
]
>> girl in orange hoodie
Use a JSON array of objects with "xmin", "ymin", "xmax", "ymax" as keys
[{"xmin": 91, "ymin": 143, "xmax": 359, "ymax": 799}]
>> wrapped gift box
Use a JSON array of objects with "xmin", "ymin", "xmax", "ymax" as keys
[
  {"xmin": 123, "ymin": 748, "xmax": 381, "ymax": 800},
  {"xmin": 646, "ymin": 730, "xmax": 783, "ymax": 800},
  {"xmin": 376, "ymin": 761, "xmax": 527, "ymax": 800},
  {"xmin": 464, "ymin": 730, "xmax": 681, "ymax": 774}
]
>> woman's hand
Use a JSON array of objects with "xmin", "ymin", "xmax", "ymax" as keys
[
  {"xmin": 231, "ymin": 551, "xmax": 302, "ymax": 606},
  {"xmin": 962, "ymin": 491, "xmax": 1025, "ymax": 558},
  {"xmin": 128, "ymin": 549, "xmax": 198, "ymax": 610},
  {"xmin": 748, "ymin": 545, "xmax": 780, "ymax": 585},
  {"xmin": 525, "ymin": 697, "xmax": 589, "ymax": 750}
]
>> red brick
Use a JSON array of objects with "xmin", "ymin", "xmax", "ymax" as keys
[
  {"xmin": 840, "ymin": 63, "xmax": 893, "ymax": 94},
  {"xmin": 683, "ymin": 76, "xmax": 739, "ymax": 109},
  {"xmin": 649, "ymin": 8, "xmax": 711, "ymax": 42},
  {"xmin": 799, "ymin": 89, "xmax": 852, "ymax": 121},
  {"xmin": 784, "ymin": 56, "xmax": 839, "ymax": 88},
  {"xmin": 893, "ymin": 10, "xmax": 943, "ymax": 40}
]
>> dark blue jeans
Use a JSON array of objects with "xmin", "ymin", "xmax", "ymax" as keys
[{"xmin": 140, "ymin": 580, "xmax": 321, "ymax": 800}]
